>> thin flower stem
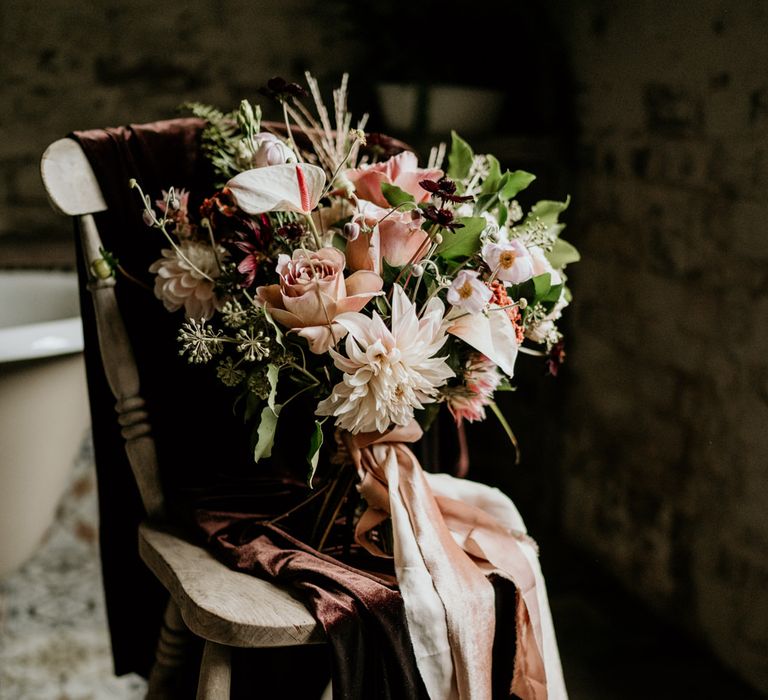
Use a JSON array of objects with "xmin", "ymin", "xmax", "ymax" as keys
[
  {"xmin": 202, "ymin": 219, "xmax": 224, "ymax": 272},
  {"xmin": 116, "ymin": 265, "xmax": 153, "ymax": 293},
  {"xmin": 305, "ymin": 214, "xmax": 323, "ymax": 250},
  {"xmin": 282, "ymin": 101, "xmax": 300, "ymax": 159},
  {"xmin": 518, "ymin": 345, "xmax": 546, "ymax": 357},
  {"xmin": 488, "ymin": 400, "xmax": 521, "ymax": 465},
  {"xmin": 265, "ymin": 482, "xmax": 331, "ymax": 526},
  {"xmin": 131, "ymin": 180, "xmax": 215, "ymax": 282}
]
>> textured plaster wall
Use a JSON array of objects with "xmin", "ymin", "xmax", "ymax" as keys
[
  {"xmin": 555, "ymin": 1, "xmax": 768, "ymax": 691},
  {"xmin": 0, "ymin": 0, "xmax": 352, "ymax": 240}
]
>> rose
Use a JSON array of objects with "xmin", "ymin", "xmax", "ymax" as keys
[
  {"xmin": 345, "ymin": 201, "xmax": 430, "ymax": 273},
  {"xmin": 345, "ymin": 152, "xmax": 442, "ymax": 208},
  {"xmin": 256, "ymin": 247, "xmax": 382, "ymax": 353}
]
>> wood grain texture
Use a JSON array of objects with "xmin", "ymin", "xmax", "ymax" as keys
[
  {"xmin": 139, "ymin": 523, "xmax": 324, "ymax": 648},
  {"xmin": 40, "ymin": 138, "xmax": 107, "ymax": 216},
  {"xmin": 146, "ymin": 600, "xmax": 195, "ymax": 700},
  {"xmin": 196, "ymin": 642, "xmax": 232, "ymax": 700}
]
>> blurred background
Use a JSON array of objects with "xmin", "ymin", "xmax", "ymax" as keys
[{"xmin": 1, "ymin": 0, "xmax": 767, "ymax": 697}]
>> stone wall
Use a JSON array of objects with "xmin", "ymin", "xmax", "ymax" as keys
[
  {"xmin": 553, "ymin": 1, "xmax": 768, "ymax": 691},
  {"xmin": 0, "ymin": 0, "xmax": 354, "ymax": 241}
]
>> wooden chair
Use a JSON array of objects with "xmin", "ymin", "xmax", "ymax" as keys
[{"xmin": 40, "ymin": 138, "xmax": 325, "ymax": 699}]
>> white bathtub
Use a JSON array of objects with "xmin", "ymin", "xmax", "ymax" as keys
[{"xmin": 0, "ymin": 270, "xmax": 89, "ymax": 577}]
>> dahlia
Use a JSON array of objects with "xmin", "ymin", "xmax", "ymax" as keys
[
  {"xmin": 149, "ymin": 241, "xmax": 223, "ymax": 320},
  {"xmin": 316, "ymin": 285, "xmax": 454, "ymax": 434}
]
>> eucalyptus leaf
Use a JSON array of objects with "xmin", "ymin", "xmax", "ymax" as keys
[
  {"xmin": 253, "ymin": 404, "xmax": 282, "ymax": 462},
  {"xmin": 546, "ymin": 238, "xmax": 581, "ymax": 268},
  {"xmin": 435, "ymin": 216, "xmax": 485, "ymax": 260},
  {"xmin": 499, "ymin": 170, "xmax": 536, "ymax": 200},
  {"xmin": 306, "ymin": 419, "xmax": 325, "ymax": 487},
  {"xmin": 447, "ymin": 131, "xmax": 474, "ymax": 181},
  {"xmin": 381, "ymin": 182, "xmax": 415, "ymax": 207}
]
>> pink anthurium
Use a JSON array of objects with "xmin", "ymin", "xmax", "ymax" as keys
[
  {"xmin": 226, "ymin": 163, "xmax": 326, "ymax": 215},
  {"xmin": 445, "ymin": 305, "xmax": 519, "ymax": 378}
]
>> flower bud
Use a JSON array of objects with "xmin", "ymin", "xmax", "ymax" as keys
[
  {"xmin": 91, "ymin": 258, "xmax": 113, "ymax": 280},
  {"xmin": 142, "ymin": 208, "xmax": 155, "ymax": 227},
  {"xmin": 411, "ymin": 264, "xmax": 424, "ymax": 277},
  {"xmin": 518, "ymin": 298, "xmax": 528, "ymax": 310},
  {"xmin": 342, "ymin": 221, "xmax": 361, "ymax": 242},
  {"xmin": 433, "ymin": 232, "xmax": 443, "ymax": 245}
]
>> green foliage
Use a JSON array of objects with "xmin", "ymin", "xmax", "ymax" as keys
[
  {"xmin": 508, "ymin": 272, "xmax": 556, "ymax": 306},
  {"xmin": 447, "ymin": 131, "xmax": 474, "ymax": 181},
  {"xmin": 381, "ymin": 183, "xmax": 415, "ymax": 207},
  {"xmin": 182, "ymin": 101, "xmax": 241, "ymax": 185},
  {"xmin": 546, "ymin": 238, "xmax": 581, "ymax": 268},
  {"xmin": 499, "ymin": 170, "xmax": 536, "ymax": 200},
  {"xmin": 253, "ymin": 364, "xmax": 281, "ymax": 462},
  {"xmin": 306, "ymin": 419, "xmax": 325, "ymax": 487},
  {"xmin": 435, "ymin": 216, "xmax": 485, "ymax": 260},
  {"xmin": 525, "ymin": 196, "xmax": 570, "ymax": 226},
  {"xmin": 479, "ymin": 155, "xmax": 502, "ymax": 195}
]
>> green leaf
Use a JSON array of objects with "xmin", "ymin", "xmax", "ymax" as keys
[
  {"xmin": 542, "ymin": 282, "xmax": 564, "ymax": 304},
  {"xmin": 496, "ymin": 377, "xmax": 517, "ymax": 392},
  {"xmin": 262, "ymin": 306, "xmax": 285, "ymax": 348},
  {"xmin": 533, "ymin": 272, "xmax": 552, "ymax": 301},
  {"xmin": 265, "ymin": 364, "xmax": 279, "ymax": 410},
  {"xmin": 497, "ymin": 203, "xmax": 508, "ymax": 227},
  {"xmin": 435, "ymin": 217, "xmax": 485, "ymax": 260},
  {"xmin": 253, "ymin": 404, "xmax": 281, "ymax": 462},
  {"xmin": 253, "ymin": 363, "xmax": 282, "ymax": 463},
  {"xmin": 479, "ymin": 155, "xmax": 502, "ymax": 195},
  {"xmin": 306, "ymin": 419, "xmax": 325, "ymax": 487},
  {"xmin": 508, "ymin": 272, "xmax": 553, "ymax": 305},
  {"xmin": 546, "ymin": 238, "xmax": 581, "ymax": 268},
  {"xmin": 381, "ymin": 183, "xmax": 415, "ymax": 207},
  {"xmin": 447, "ymin": 131, "xmax": 474, "ymax": 180},
  {"xmin": 526, "ymin": 196, "xmax": 570, "ymax": 226},
  {"xmin": 499, "ymin": 170, "xmax": 536, "ymax": 200},
  {"xmin": 243, "ymin": 390, "xmax": 261, "ymax": 422}
]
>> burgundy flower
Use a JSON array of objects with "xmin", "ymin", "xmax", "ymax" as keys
[
  {"xmin": 422, "ymin": 204, "xmax": 465, "ymax": 231},
  {"xmin": 259, "ymin": 76, "xmax": 307, "ymax": 102},
  {"xmin": 233, "ymin": 216, "xmax": 273, "ymax": 288},
  {"xmin": 420, "ymin": 176, "xmax": 474, "ymax": 204},
  {"xmin": 546, "ymin": 341, "xmax": 566, "ymax": 377}
]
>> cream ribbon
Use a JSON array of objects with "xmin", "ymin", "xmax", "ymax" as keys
[{"xmin": 343, "ymin": 423, "xmax": 567, "ymax": 700}]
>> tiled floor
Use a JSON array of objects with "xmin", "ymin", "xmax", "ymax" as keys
[{"xmin": 0, "ymin": 435, "xmax": 763, "ymax": 699}]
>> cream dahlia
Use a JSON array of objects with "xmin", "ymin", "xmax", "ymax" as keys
[
  {"xmin": 316, "ymin": 285, "xmax": 454, "ymax": 434},
  {"xmin": 149, "ymin": 241, "xmax": 223, "ymax": 320}
]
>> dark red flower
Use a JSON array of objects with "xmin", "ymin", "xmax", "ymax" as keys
[
  {"xmin": 259, "ymin": 76, "xmax": 307, "ymax": 102},
  {"xmin": 546, "ymin": 341, "xmax": 566, "ymax": 377},
  {"xmin": 277, "ymin": 221, "xmax": 305, "ymax": 242},
  {"xmin": 419, "ymin": 176, "xmax": 473, "ymax": 204},
  {"xmin": 422, "ymin": 204, "xmax": 465, "ymax": 231}
]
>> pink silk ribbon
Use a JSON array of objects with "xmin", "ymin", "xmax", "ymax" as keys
[{"xmin": 342, "ymin": 423, "xmax": 567, "ymax": 700}]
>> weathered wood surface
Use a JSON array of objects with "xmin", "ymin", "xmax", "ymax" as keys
[
  {"xmin": 196, "ymin": 641, "xmax": 232, "ymax": 700},
  {"xmin": 40, "ymin": 138, "xmax": 107, "ymax": 216},
  {"xmin": 139, "ymin": 523, "xmax": 324, "ymax": 647}
]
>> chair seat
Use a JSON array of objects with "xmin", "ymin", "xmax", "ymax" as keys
[{"xmin": 138, "ymin": 522, "xmax": 325, "ymax": 648}]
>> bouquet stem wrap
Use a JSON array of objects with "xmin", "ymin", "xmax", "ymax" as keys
[{"xmin": 343, "ymin": 423, "xmax": 568, "ymax": 700}]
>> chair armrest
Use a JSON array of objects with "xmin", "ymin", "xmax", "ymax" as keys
[{"xmin": 138, "ymin": 522, "xmax": 324, "ymax": 648}]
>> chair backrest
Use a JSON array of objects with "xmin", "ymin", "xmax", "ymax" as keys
[{"xmin": 41, "ymin": 138, "xmax": 165, "ymax": 520}]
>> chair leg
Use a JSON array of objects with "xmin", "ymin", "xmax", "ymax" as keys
[
  {"xmin": 196, "ymin": 640, "xmax": 232, "ymax": 700},
  {"xmin": 146, "ymin": 599, "xmax": 194, "ymax": 699}
]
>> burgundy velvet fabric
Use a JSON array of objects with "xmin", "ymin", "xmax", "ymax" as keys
[{"xmin": 70, "ymin": 120, "xmax": 430, "ymax": 697}]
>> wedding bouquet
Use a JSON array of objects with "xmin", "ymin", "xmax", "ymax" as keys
[
  {"xmin": 128, "ymin": 74, "xmax": 578, "ymax": 480},
  {"xmin": 120, "ymin": 73, "xmax": 576, "ymax": 698}
]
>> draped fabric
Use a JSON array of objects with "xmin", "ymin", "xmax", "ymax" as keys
[
  {"xmin": 344, "ymin": 424, "xmax": 568, "ymax": 699},
  {"xmin": 71, "ymin": 119, "xmax": 565, "ymax": 698}
]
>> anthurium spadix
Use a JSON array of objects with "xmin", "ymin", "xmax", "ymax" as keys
[
  {"xmin": 226, "ymin": 163, "xmax": 326, "ymax": 215},
  {"xmin": 445, "ymin": 305, "xmax": 519, "ymax": 378}
]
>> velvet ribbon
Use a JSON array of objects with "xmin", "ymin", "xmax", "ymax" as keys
[{"xmin": 342, "ymin": 423, "xmax": 568, "ymax": 700}]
